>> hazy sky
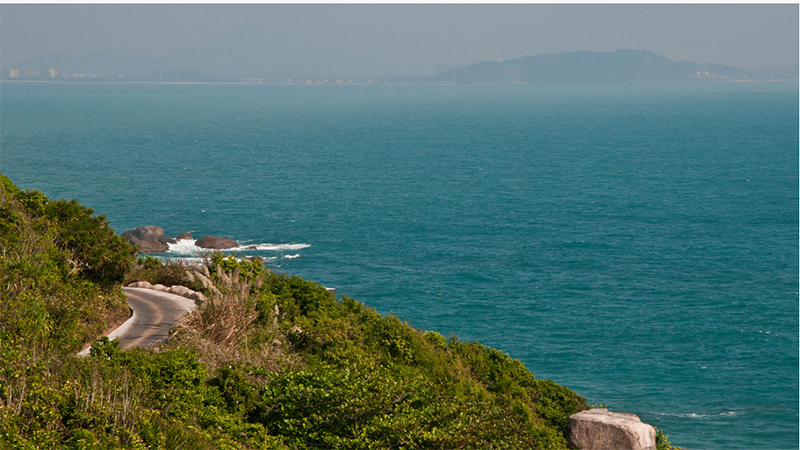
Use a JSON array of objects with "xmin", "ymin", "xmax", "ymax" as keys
[{"xmin": 1, "ymin": 4, "xmax": 797, "ymax": 77}]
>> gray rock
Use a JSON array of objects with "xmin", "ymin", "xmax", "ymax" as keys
[
  {"xmin": 122, "ymin": 225, "xmax": 165, "ymax": 242},
  {"xmin": 122, "ymin": 226, "xmax": 170, "ymax": 253},
  {"xmin": 152, "ymin": 284, "xmax": 170, "ymax": 292},
  {"xmin": 196, "ymin": 235, "xmax": 238, "ymax": 249},
  {"xmin": 127, "ymin": 236, "xmax": 169, "ymax": 253},
  {"xmin": 567, "ymin": 408, "xmax": 656, "ymax": 450},
  {"xmin": 176, "ymin": 232, "xmax": 193, "ymax": 240},
  {"xmin": 193, "ymin": 292, "xmax": 208, "ymax": 304},
  {"xmin": 170, "ymin": 285, "xmax": 195, "ymax": 298},
  {"xmin": 127, "ymin": 281, "xmax": 153, "ymax": 289}
]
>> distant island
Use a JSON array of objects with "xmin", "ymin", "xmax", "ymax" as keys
[{"xmin": 424, "ymin": 49, "xmax": 759, "ymax": 84}]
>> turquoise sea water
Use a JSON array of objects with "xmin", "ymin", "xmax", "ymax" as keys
[{"xmin": 2, "ymin": 82, "xmax": 797, "ymax": 449}]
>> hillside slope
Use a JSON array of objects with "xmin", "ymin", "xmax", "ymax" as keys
[{"xmin": 0, "ymin": 174, "xmax": 593, "ymax": 449}]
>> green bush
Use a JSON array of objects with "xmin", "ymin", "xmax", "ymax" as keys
[
  {"xmin": 656, "ymin": 428, "xmax": 685, "ymax": 450},
  {"xmin": 0, "ymin": 174, "xmax": 132, "ymax": 356},
  {"xmin": 43, "ymin": 198, "xmax": 136, "ymax": 287},
  {"xmin": 209, "ymin": 252, "xmax": 266, "ymax": 278}
]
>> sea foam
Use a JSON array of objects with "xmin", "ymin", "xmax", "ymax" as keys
[{"xmin": 165, "ymin": 239, "xmax": 310, "ymax": 256}]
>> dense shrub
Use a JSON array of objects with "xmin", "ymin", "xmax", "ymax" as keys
[
  {"xmin": 0, "ymin": 174, "xmax": 132, "ymax": 356},
  {"xmin": 43, "ymin": 198, "xmax": 136, "ymax": 286},
  {"xmin": 209, "ymin": 252, "xmax": 267, "ymax": 278}
]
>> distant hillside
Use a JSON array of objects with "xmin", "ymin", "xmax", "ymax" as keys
[{"xmin": 425, "ymin": 49, "xmax": 753, "ymax": 84}]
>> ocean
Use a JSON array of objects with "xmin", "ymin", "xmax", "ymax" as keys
[{"xmin": 1, "ymin": 81, "xmax": 797, "ymax": 449}]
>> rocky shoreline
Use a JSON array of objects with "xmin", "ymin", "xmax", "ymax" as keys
[{"xmin": 121, "ymin": 225, "xmax": 238, "ymax": 253}]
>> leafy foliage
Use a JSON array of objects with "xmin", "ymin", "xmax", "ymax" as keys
[
  {"xmin": 43, "ymin": 198, "xmax": 136, "ymax": 286},
  {"xmin": 656, "ymin": 428, "xmax": 685, "ymax": 450},
  {"xmin": 0, "ymin": 174, "xmax": 133, "ymax": 356},
  {"xmin": 209, "ymin": 252, "xmax": 267, "ymax": 278}
]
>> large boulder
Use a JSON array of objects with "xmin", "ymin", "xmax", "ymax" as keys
[
  {"xmin": 122, "ymin": 226, "xmax": 173, "ymax": 253},
  {"xmin": 196, "ymin": 235, "xmax": 238, "ymax": 249},
  {"xmin": 567, "ymin": 408, "xmax": 656, "ymax": 450},
  {"xmin": 170, "ymin": 285, "xmax": 195, "ymax": 298},
  {"xmin": 176, "ymin": 232, "xmax": 193, "ymax": 240}
]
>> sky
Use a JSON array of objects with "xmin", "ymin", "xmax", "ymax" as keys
[{"xmin": 1, "ymin": 4, "xmax": 797, "ymax": 78}]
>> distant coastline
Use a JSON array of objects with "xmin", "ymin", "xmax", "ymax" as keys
[
  {"xmin": 3, "ymin": 78, "xmax": 799, "ymax": 87},
  {"xmin": 4, "ymin": 49, "xmax": 797, "ymax": 85}
]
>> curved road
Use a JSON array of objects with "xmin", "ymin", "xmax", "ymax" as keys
[{"xmin": 79, "ymin": 287, "xmax": 196, "ymax": 355}]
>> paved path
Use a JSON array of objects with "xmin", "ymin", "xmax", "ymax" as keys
[{"xmin": 79, "ymin": 287, "xmax": 196, "ymax": 355}]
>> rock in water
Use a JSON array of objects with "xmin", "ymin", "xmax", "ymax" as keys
[
  {"xmin": 176, "ymin": 232, "xmax": 193, "ymax": 240},
  {"xmin": 196, "ymin": 235, "xmax": 238, "ymax": 249},
  {"xmin": 122, "ymin": 226, "xmax": 171, "ymax": 253},
  {"xmin": 567, "ymin": 408, "xmax": 656, "ymax": 450}
]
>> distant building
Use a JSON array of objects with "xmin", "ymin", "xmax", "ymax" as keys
[
  {"xmin": 48, "ymin": 68, "xmax": 57, "ymax": 78},
  {"xmin": 24, "ymin": 70, "xmax": 39, "ymax": 78},
  {"xmin": 7, "ymin": 68, "xmax": 19, "ymax": 78}
]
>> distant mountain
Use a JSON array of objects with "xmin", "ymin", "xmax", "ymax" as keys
[{"xmin": 425, "ymin": 49, "xmax": 753, "ymax": 84}]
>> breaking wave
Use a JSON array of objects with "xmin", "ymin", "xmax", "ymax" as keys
[
  {"xmin": 165, "ymin": 239, "xmax": 310, "ymax": 256},
  {"xmin": 652, "ymin": 410, "xmax": 739, "ymax": 420}
]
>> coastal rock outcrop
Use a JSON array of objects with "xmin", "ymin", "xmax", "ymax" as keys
[
  {"xmin": 196, "ymin": 235, "xmax": 238, "ymax": 249},
  {"xmin": 121, "ymin": 227, "xmax": 240, "ymax": 252},
  {"xmin": 121, "ymin": 226, "xmax": 174, "ymax": 253},
  {"xmin": 567, "ymin": 408, "xmax": 656, "ymax": 450}
]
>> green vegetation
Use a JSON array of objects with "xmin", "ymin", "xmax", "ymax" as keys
[
  {"xmin": 1, "ymin": 174, "xmax": 610, "ymax": 449},
  {"xmin": 0, "ymin": 174, "xmax": 134, "ymax": 357},
  {"xmin": 656, "ymin": 428, "xmax": 684, "ymax": 450}
]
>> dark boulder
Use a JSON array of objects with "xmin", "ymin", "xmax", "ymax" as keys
[
  {"xmin": 196, "ymin": 235, "xmax": 238, "ymax": 249},
  {"xmin": 121, "ymin": 226, "xmax": 171, "ymax": 253},
  {"xmin": 122, "ymin": 225, "xmax": 165, "ymax": 242},
  {"xmin": 176, "ymin": 232, "xmax": 193, "ymax": 240}
]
